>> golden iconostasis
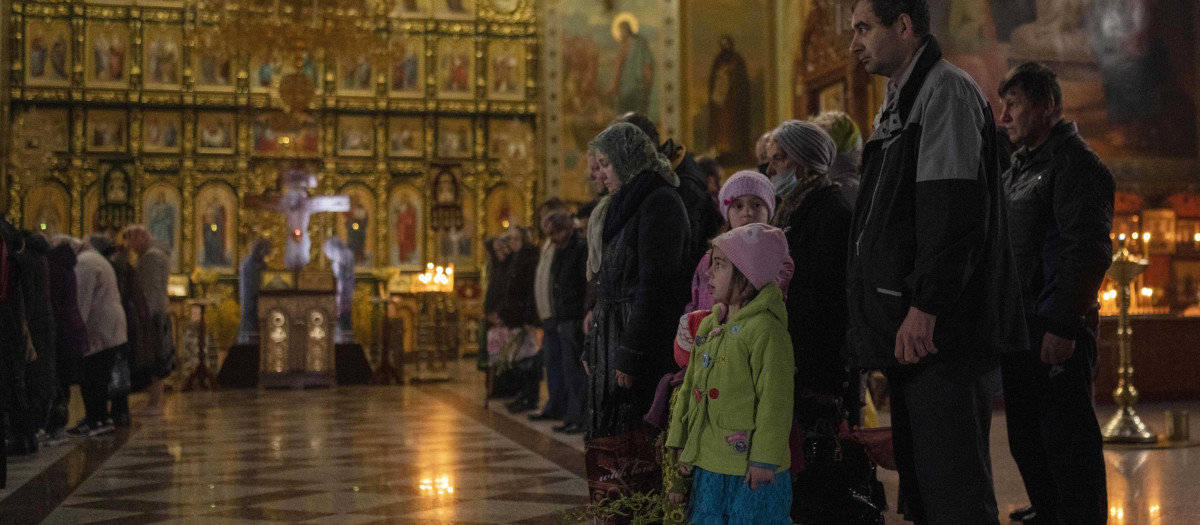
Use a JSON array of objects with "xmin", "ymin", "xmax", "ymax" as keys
[{"xmin": 6, "ymin": 0, "xmax": 539, "ymax": 296}]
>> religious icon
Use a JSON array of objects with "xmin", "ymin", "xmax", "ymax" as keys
[
  {"xmin": 143, "ymin": 111, "xmax": 182, "ymax": 153},
  {"xmin": 439, "ymin": 191, "xmax": 475, "ymax": 268},
  {"xmin": 437, "ymin": 118, "xmax": 473, "ymax": 158},
  {"xmin": 250, "ymin": 51, "xmax": 281, "ymax": 91},
  {"xmin": 195, "ymin": 184, "xmax": 238, "ymax": 269},
  {"xmin": 339, "ymin": 54, "xmax": 375, "ymax": 94},
  {"xmin": 607, "ymin": 12, "xmax": 654, "ymax": 116},
  {"xmin": 434, "ymin": 0, "xmax": 475, "ymax": 20},
  {"xmin": 484, "ymin": 185, "xmax": 521, "ymax": 237},
  {"xmin": 195, "ymin": 37, "xmax": 234, "ymax": 91},
  {"xmin": 253, "ymin": 113, "xmax": 321, "ymax": 156},
  {"xmin": 143, "ymin": 183, "xmax": 182, "ymax": 272},
  {"xmin": 197, "ymin": 112, "xmax": 236, "ymax": 154},
  {"xmin": 388, "ymin": 116, "xmax": 425, "ymax": 158},
  {"xmin": 487, "ymin": 40, "xmax": 525, "ymax": 101},
  {"xmin": 336, "ymin": 185, "xmax": 376, "ymax": 266},
  {"xmin": 104, "ymin": 168, "xmax": 130, "ymax": 204},
  {"xmin": 390, "ymin": 0, "xmax": 430, "ymax": 18},
  {"xmin": 25, "ymin": 19, "xmax": 70, "ymax": 87},
  {"xmin": 338, "ymin": 116, "xmax": 375, "ymax": 156},
  {"xmin": 22, "ymin": 183, "xmax": 70, "ymax": 238},
  {"xmin": 436, "ymin": 38, "xmax": 475, "ymax": 99},
  {"xmin": 388, "ymin": 185, "xmax": 424, "ymax": 268},
  {"xmin": 143, "ymin": 25, "xmax": 182, "ymax": 87},
  {"xmin": 86, "ymin": 22, "xmax": 129, "ymax": 87},
  {"xmin": 487, "ymin": 119, "xmax": 532, "ymax": 160},
  {"xmin": 87, "ymin": 110, "xmax": 127, "ymax": 153},
  {"xmin": 389, "ymin": 36, "xmax": 425, "ymax": 97}
]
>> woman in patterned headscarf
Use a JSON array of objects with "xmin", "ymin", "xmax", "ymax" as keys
[{"xmin": 582, "ymin": 122, "xmax": 691, "ymax": 511}]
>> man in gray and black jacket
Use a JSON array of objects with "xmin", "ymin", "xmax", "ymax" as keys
[
  {"xmin": 846, "ymin": 1, "xmax": 1027, "ymax": 523},
  {"xmin": 999, "ymin": 62, "xmax": 1113, "ymax": 525}
]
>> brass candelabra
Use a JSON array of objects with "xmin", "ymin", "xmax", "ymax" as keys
[{"xmin": 1101, "ymin": 240, "xmax": 1156, "ymax": 444}]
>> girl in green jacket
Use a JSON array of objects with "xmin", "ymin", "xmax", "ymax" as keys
[{"xmin": 666, "ymin": 223, "xmax": 794, "ymax": 525}]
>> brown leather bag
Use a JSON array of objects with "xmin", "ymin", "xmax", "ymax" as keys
[{"xmin": 840, "ymin": 424, "xmax": 896, "ymax": 471}]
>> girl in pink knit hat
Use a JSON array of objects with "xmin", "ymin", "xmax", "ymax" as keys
[
  {"xmin": 666, "ymin": 223, "xmax": 795, "ymax": 524},
  {"xmin": 651, "ymin": 171, "xmax": 795, "ymax": 518}
]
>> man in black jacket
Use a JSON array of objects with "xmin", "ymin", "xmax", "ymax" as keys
[
  {"xmin": 544, "ymin": 213, "xmax": 589, "ymax": 434},
  {"xmin": 998, "ymin": 62, "xmax": 1112, "ymax": 525},
  {"xmin": 846, "ymin": 1, "xmax": 1026, "ymax": 523}
]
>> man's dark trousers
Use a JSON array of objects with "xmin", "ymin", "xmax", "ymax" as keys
[
  {"xmin": 888, "ymin": 357, "xmax": 1002, "ymax": 525},
  {"xmin": 1002, "ymin": 316, "xmax": 1107, "ymax": 524}
]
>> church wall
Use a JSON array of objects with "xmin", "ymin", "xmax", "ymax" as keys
[{"xmin": 6, "ymin": 0, "xmax": 543, "ymax": 284}]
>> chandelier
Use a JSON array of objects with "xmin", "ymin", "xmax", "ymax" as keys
[{"xmin": 194, "ymin": 0, "xmax": 390, "ymax": 114}]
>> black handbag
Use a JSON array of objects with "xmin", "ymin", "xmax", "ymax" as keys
[
  {"xmin": 791, "ymin": 433, "xmax": 888, "ymax": 525},
  {"xmin": 108, "ymin": 350, "xmax": 132, "ymax": 398}
]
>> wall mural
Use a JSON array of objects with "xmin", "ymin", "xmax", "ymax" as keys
[
  {"xmin": 542, "ymin": 0, "xmax": 681, "ymax": 202},
  {"xmin": 684, "ymin": 0, "xmax": 772, "ymax": 168},
  {"xmin": 930, "ymin": 0, "xmax": 1197, "ymax": 160}
]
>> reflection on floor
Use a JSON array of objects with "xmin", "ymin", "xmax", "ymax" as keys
[{"xmin": 2, "ymin": 359, "xmax": 1198, "ymax": 524}]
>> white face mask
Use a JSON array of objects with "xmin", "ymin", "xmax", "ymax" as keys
[{"xmin": 771, "ymin": 169, "xmax": 797, "ymax": 194}]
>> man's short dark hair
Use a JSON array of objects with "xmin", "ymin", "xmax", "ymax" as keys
[
  {"xmin": 545, "ymin": 212, "xmax": 574, "ymax": 236},
  {"xmin": 615, "ymin": 112, "xmax": 660, "ymax": 146},
  {"xmin": 998, "ymin": 62, "xmax": 1063, "ymax": 114},
  {"xmin": 538, "ymin": 197, "xmax": 566, "ymax": 214},
  {"xmin": 854, "ymin": 0, "xmax": 931, "ymax": 36}
]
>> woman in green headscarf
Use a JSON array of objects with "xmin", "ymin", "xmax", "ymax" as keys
[{"xmin": 582, "ymin": 122, "xmax": 691, "ymax": 509}]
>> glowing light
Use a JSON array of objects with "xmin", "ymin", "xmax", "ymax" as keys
[
  {"xmin": 210, "ymin": 224, "xmax": 219, "ymax": 232},
  {"xmin": 1193, "ymin": 233, "xmax": 1199, "ymax": 242},
  {"xmin": 501, "ymin": 220, "xmax": 510, "ymax": 228},
  {"xmin": 39, "ymin": 223, "xmax": 47, "ymax": 230},
  {"xmin": 1143, "ymin": 232, "xmax": 1151, "ymax": 242},
  {"xmin": 1132, "ymin": 232, "xmax": 1140, "ymax": 240},
  {"xmin": 1118, "ymin": 233, "xmax": 1127, "ymax": 241},
  {"xmin": 418, "ymin": 475, "xmax": 454, "ymax": 496},
  {"xmin": 352, "ymin": 222, "xmax": 360, "ymax": 230},
  {"xmin": 1141, "ymin": 287, "xmax": 1154, "ymax": 297},
  {"xmin": 1150, "ymin": 505, "xmax": 1160, "ymax": 514}
]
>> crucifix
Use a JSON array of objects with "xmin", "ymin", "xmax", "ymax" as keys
[{"xmin": 245, "ymin": 168, "xmax": 350, "ymax": 272}]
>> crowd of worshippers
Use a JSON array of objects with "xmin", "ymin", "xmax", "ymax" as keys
[
  {"xmin": 479, "ymin": 2, "xmax": 1115, "ymax": 524},
  {"xmin": 0, "ymin": 223, "xmax": 174, "ymax": 487}
]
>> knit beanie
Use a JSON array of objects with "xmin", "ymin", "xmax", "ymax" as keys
[
  {"xmin": 711, "ymin": 223, "xmax": 789, "ymax": 291},
  {"xmin": 718, "ymin": 170, "xmax": 776, "ymax": 220},
  {"xmin": 772, "ymin": 120, "xmax": 837, "ymax": 175},
  {"xmin": 813, "ymin": 111, "xmax": 863, "ymax": 154},
  {"xmin": 587, "ymin": 122, "xmax": 676, "ymax": 186}
]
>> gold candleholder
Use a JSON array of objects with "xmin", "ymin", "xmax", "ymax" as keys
[{"xmin": 1101, "ymin": 240, "xmax": 1157, "ymax": 444}]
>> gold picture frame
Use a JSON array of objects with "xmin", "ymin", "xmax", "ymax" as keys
[
  {"xmin": 196, "ymin": 112, "xmax": 236, "ymax": 154},
  {"xmin": 24, "ymin": 19, "xmax": 71, "ymax": 87},
  {"xmin": 85, "ymin": 21, "xmax": 131, "ymax": 89},
  {"xmin": 436, "ymin": 118, "xmax": 473, "ymax": 159},
  {"xmin": 388, "ymin": 116, "xmax": 426, "ymax": 158},
  {"xmin": 86, "ymin": 110, "xmax": 128, "ymax": 153},
  {"xmin": 143, "ymin": 111, "xmax": 182, "ymax": 153},
  {"xmin": 337, "ymin": 115, "xmax": 376, "ymax": 157},
  {"xmin": 143, "ymin": 24, "xmax": 183, "ymax": 89},
  {"xmin": 389, "ymin": 35, "xmax": 426, "ymax": 98},
  {"xmin": 436, "ymin": 37, "xmax": 476, "ymax": 100},
  {"xmin": 486, "ymin": 40, "xmax": 525, "ymax": 101}
]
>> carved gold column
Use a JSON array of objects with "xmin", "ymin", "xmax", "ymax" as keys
[{"xmin": 1101, "ymin": 240, "xmax": 1156, "ymax": 444}]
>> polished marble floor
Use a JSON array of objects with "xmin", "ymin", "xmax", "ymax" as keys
[{"xmin": 2, "ymin": 359, "xmax": 1199, "ymax": 524}]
